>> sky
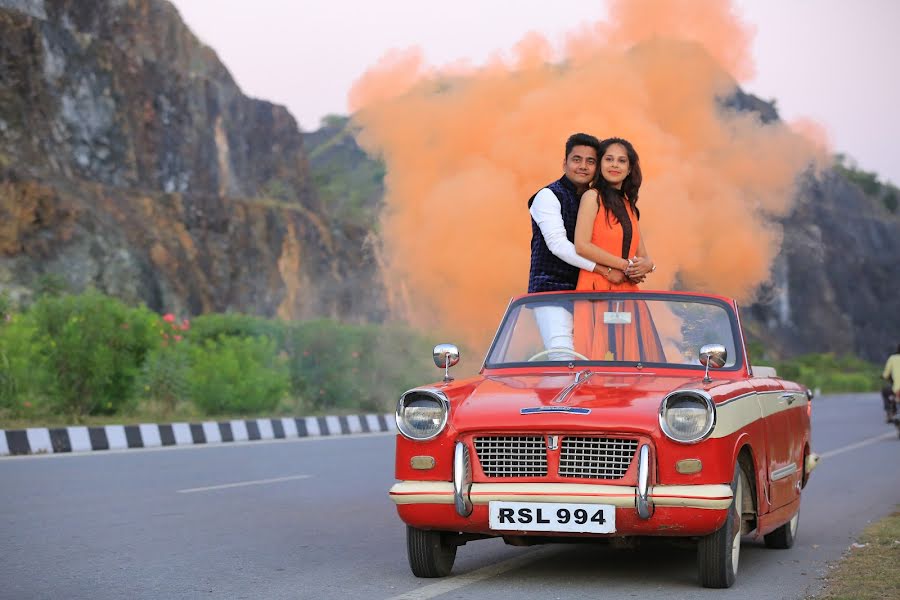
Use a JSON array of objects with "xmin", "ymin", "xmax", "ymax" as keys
[{"xmin": 170, "ymin": 0, "xmax": 900, "ymax": 186}]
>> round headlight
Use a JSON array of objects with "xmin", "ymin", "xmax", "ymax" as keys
[
  {"xmin": 396, "ymin": 389, "xmax": 449, "ymax": 440},
  {"xmin": 659, "ymin": 391, "xmax": 715, "ymax": 443}
]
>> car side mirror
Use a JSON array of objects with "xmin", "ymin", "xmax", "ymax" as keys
[
  {"xmin": 433, "ymin": 343, "xmax": 460, "ymax": 383},
  {"xmin": 699, "ymin": 344, "xmax": 727, "ymax": 383}
]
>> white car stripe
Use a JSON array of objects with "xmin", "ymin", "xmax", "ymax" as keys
[{"xmin": 712, "ymin": 390, "xmax": 807, "ymax": 438}]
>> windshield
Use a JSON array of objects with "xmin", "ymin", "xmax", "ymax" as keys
[{"xmin": 485, "ymin": 293, "xmax": 742, "ymax": 370}]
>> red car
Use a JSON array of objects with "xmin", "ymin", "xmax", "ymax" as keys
[{"xmin": 389, "ymin": 290, "xmax": 816, "ymax": 588}]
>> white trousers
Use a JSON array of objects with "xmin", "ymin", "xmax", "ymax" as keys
[{"xmin": 533, "ymin": 305, "xmax": 574, "ymax": 360}]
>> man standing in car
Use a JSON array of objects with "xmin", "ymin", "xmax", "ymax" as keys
[{"xmin": 528, "ymin": 133, "xmax": 606, "ymax": 358}]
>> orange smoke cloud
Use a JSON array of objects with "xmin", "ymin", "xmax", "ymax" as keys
[{"xmin": 349, "ymin": 0, "xmax": 826, "ymax": 350}]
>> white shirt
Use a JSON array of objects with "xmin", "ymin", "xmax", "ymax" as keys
[{"xmin": 529, "ymin": 187, "xmax": 596, "ymax": 272}]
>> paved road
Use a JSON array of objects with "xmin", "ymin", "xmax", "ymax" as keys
[{"xmin": 1, "ymin": 393, "xmax": 898, "ymax": 600}]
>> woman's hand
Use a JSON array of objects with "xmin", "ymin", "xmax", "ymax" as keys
[
  {"xmin": 627, "ymin": 273, "xmax": 646, "ymax": 284},
  {"xmin": 624, "ymin": 256, "xmax": 654, "ymax": 279}
]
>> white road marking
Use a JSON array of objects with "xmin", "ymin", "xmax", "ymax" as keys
[
  {"xmin": 385, "ymin": 546, "xmax": 560, "ymax": 600},
  {"xmin": 177, "ymin": 474, "xmax": 311, "ymax": 494},
  {"xmin": 818, "ymin": 431, "xmax": 896, "ymax": 459}
]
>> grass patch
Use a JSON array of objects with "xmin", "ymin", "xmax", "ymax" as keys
[{"xmin": 816, "ymin": 508, "xmax": 900, "ymax": 599}]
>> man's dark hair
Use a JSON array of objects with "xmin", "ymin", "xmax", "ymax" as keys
[
  {"xmin": 896, "ymin": 343, "xmax": 900, "ymax": 354},
  {"xmin": 565, "ymin": 133, "xmax": 601, "ymax": 159}
]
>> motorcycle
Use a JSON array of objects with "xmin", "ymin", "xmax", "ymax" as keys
[{"xmin": 883, "ymin": 382, "xmax": 900, "ymax": 438}]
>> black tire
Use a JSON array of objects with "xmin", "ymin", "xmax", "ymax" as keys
[
  {"xmin": 406, "ymin": 526, "xmax": 457, "ymax": 578},
  {"xmin": 698, "ymin": 463, "xmax": 743, "ymax": 588},
  {"xmin": 764, "ymin": 510, "xmax": 799, "ymax": 549}
]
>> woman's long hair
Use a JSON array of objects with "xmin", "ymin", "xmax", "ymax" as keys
[{"xmin": 593, "ymin": 137, "xmax": 643, "ymax": 258}]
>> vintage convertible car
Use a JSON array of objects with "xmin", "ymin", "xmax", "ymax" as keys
[{"xmin": 389, "ymin": 290, "xmax": 817, "ymax": 588}]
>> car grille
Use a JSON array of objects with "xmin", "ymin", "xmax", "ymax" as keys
[
  {"xmin": 473, "ymin": 436, "xmax": 547, "ymax": 477},
  {"xmin": 472, "ymin": 435, "xmax": 638, "ymax": 479},
  {"xmin": 559, "ymin": 436, "xmax": 639, "ymax": 479}
]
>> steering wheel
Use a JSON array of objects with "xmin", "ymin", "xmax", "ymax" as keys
[{"xmin": 527, "ymin": 347, "xmax": 590, "ymax": 362}]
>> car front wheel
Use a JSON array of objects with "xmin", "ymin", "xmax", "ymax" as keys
[
  {"xmin": 698, "ymin": 463, "xmax": 743, "ymax": 588},
  {"xmin": 407, "ymin": 526, "xmax": 457, "ymax": 578}
]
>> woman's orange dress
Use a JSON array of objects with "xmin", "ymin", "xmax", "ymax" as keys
[{"xmin": 574, "ymin": 201, "xmax": 665, "ymax": 362}]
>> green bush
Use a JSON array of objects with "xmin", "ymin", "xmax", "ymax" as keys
[
  {"xmin": 187, "ymin": 336, "xmax": 289, "ymax": 415},
  {"xmin": 0, "ymin": 291, "xmax": 11, "ymax": 319},
  {"xmin": 187, "ymin": 313, "xmax": 286, "ymax": 348},
  {"xmin": 883, "ymin": 187, "xmax": 898, "ymax": 213},
  {"xmin": 834, "ymin": 155, "xmax": 899, "ymax": 214},
  {"xmin": 0, "ymin": 313, "xmax": 44, "ymax": 417},
  {"xmin": 28, "ymin": 290, "xmax": 159, "ymax": 418},
  {"xmin": 35, "ymin": 273, "xmax": 69, "ymax": 298},
  {"xmin": 774, "ymin": 352, "xmax": 880, "ymax": 394},
  {"xmin": 0, "ymin": 286, "xmax": 462, "ymax": 424},
  {"xmin": 138, "ymin": 343, "xmax": 191, "ymax": 414},
  {"xmin": 285, "ymin": 320, "xmax": 434, "ymax": 412}
]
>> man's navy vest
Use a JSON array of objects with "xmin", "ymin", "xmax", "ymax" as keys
[{"xmin": 528, "ymin": 176, "xmax": 582, "ymax": 293}]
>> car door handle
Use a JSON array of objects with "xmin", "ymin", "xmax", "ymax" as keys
[{"xmin": 781, "ymin": 393, "xmax": 796, "ymax": 404}]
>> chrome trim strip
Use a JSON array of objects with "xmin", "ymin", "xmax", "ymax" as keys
[
  {"xmin": 771, "ymin": 462, "xmax": 798, "ymax": 481},
  {"xmin": 635, "ymin": 444, "xmax": 653, "ymax": 519},
  {"xmin": 587, "ymin": 371, "xmax": 659, "ymax": 376},
  {"xmin": 389, "ymin": 481, "xmax": 733, "ymax": 510},
  {"xmin": 520, "ymin": 406, "xmax": 591, "ymax": 415},
  {"xmin": 389, "ymin": 481, "xmax": 454, "ymax": 504},
  {"xmin": 726, "ymin": 299, "xmax": 753, "ymax": 377},
  {"xmin": 453, "ymin": 441, "xmax": 473, "ymax": 516},
  {"xmin": 480, "ymin": 296, "xmax": 515, "ymax": 371},
  {"xmin": 552, "ymin": 370, "xmax": 593, "ymax": 404},
  {"xmin": 714, "ymin": 391, "xmax": 757, "ymax": 408},
  {"xmin": 780, "ymin": 393, "xmax": 798, "ymax": 405}
]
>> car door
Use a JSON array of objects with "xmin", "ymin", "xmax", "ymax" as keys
[{"xmin": 752, "ymin": 377, "xmax": 797, "ymax": 510}]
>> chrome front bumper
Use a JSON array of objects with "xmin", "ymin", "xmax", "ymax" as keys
[{"xmin": 390, "ymin": 480, "xmax": 734, "ymax": 510}]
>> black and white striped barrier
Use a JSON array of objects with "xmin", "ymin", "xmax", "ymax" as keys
[{"xmin": 0, "ymin": 414, "xmax": 396, "ymax": 456}]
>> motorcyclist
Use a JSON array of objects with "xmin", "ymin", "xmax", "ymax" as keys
[{"xmin": 882, "ymin": 343, "xmax": 900, "ymax": 423}]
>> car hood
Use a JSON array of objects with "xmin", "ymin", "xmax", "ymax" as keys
[{"xmin": 447, "ymin": 372, "xmax": 730, "ymax": 435}]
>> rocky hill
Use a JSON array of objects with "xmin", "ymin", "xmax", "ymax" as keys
[
  {"xmin": 1, "ymin": 0, "xmax": 898, "ymax": 362},
  {"xmin": 0, "ymin": 0, "xmax": 386, "ymax": 322},
  {"xmin": 748, "ymin": 170, "xmax": 900, "ymax": 362}
]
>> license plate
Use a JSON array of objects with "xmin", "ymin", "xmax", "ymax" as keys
[{"xmin": 488, "ymin": 501, "xmax": 616, "ymax": 533}]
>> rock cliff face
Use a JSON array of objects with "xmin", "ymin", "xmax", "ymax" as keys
[
  {"xmin": 0, "ymin": 0, "xmax": 385, "ymax": 321},
  {"xmin": 747, "ymin": 170, "xmax": 900, "ymax": 362}
]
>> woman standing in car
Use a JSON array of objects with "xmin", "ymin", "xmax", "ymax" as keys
[
  {"xmin": 572, "ymin": 137, "xmax": 662, "ymax": 361},
  {"xmin": 573, "ymin": 137, "xmax": 655, "ymax": 289}
]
